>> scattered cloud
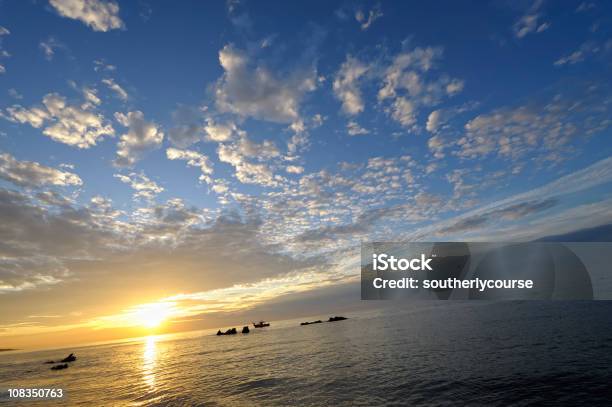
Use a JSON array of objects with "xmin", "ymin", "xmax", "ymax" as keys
[
  {"xmin": 114, "ymin": 172, "xmax": 163, "ymax": 200},
  {"xmin": 286, "ymin": 165, "xmax": 304, "ymax": 174},
  {"xmin": 214, "ymin": 45, "xmax": 317, "ymax": 123},
  {"xmin": 513, "ymin": 0, "xmax": 549, "ymax": 39},
  {"xmin": 102, "ymin": 78, "xmax": 128, "ymax": 101},
  {"xmin": 39, "ymin": 37, "xmax": 65, "ymax": 60},
  {"xmin": 235, "ymin": 133, "xmax": 280, "ymax": 159},
  {"xmin": 378, "ymin": 47, "xmax": 464, "ymax": 130},
  {"xmin": 333, "ymin": 56, "xmax": 369, "ymax": 115},
  {"xmin": 217, "ymin": 142, "xmax": 279, "ymax": 187},
  {"xmin": 0, "ymin": 26, "xmax": 10, "ymax": 74},
  {"xmin": 93, "ymin": 59, "xmax": 116, "ymax": 72},
  {"xmin": 347, "ymin": 121, "xmax": 369, "ymax": 136},
  {"xmin": 167, "ymin": 105, "xmax": 207, "ymax": 147},
  {"xmin": 3, "ymin": 93, "xmax": 115, "ymax": 148},
  {"xmin": 49, "ymin": 0, "xmax": 124, "ymax": 32},
  {"xmin": 0, "ymin": 153, "xmax": 82, "ymax": 188},
  {"xmin": 204, "ymin": 119, "xmax": 236, "ymax": 142},
  {"xmin": 166, "ymin": 147, "xmax": 214, "ymax": 184},
  {"xmin": 355, "ymin": 4, "xmax": 383, "ymax": 30},
  {"xmin": 426, "ymin": 109, "xmax": 443, "ymax": 133},
  {"xmin": 114, "ymin": 111, "xmax": 164, "ymax": 167},
  {"xmin": 428, "ymin": 134, "xmax": 446, "ymax": 159},
  {"xmin": 554, "ymin": 41, "xmax": 607, "ymax": 66},
  {"xmin": 456, "ymin": 90, "xmax": 611, "ymax": 162},
  {"xmin": 81, "ymin": 86, "xmax": 101, "ymax": 107}
]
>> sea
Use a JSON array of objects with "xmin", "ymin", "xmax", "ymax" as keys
[{"xmin": 1, "ymin": 301, "xmax": 611, "ymax": 406}]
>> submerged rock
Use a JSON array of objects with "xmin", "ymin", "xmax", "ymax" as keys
[
  {"xmin": 51, "ymin": 363, "xmax": 69, "ymax": 371},
  {"xmin": 300, "ymin": 320, "xmax": 323, "ymax": 326},
  {"xmin": 328, "ymin": 316, "xmax": 348, "ymax": 322}
]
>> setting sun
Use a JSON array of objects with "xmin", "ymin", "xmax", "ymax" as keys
[{"xmin": 131, "ymin": 302, "xmax": 175, "ymax": 329}]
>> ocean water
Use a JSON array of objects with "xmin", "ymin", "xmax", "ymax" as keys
[{"xmin": 1, "ymin": 302, "xmax": 612, "ymax": 406}]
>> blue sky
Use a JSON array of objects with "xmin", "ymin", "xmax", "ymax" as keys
[{"xmin": 1, "ymin": 0, "xmax": 612, "ymax": 346}]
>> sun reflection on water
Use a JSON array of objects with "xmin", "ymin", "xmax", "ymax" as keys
[{"xmin": 142, "ymin": 336, "xmax": 158, "ymax": 391}]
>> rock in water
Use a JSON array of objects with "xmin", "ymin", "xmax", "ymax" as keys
[
  {"xmin": 51, "ymin": 363, "xmax": 69, "ymax": 371},
  {"xmin": 61, "ymin": 353, "xmax": 76, "ymax": 363}
]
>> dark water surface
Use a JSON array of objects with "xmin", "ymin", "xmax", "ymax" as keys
[{"xmin": 1, "ymin": 302, "xmax": 611, "ymax": 406}]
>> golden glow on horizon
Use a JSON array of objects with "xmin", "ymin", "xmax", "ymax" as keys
[{"xmin": 0, "ymin": 269, "xmax": 354, "ymax": 347}]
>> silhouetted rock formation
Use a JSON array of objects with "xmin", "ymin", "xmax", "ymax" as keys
[
  {"xmin": 300, "ymin": 320, "xmax": 323, "ymax": 326},
  {"xmin": 51, "ymin": 363, "xmax": 69, "ymax": 370},
  {"xmin": 242, "ymin": 326, "xmax": 250, "ymax": 333},
  {"xmin": 44, "ymin": 353, "xmax": 77, "ymax": 364},
  {"xmin": 61, "ymin": 353, "xmax": 76, "ymax": 362},
  {"xmin": 253, "ymin": 321, "xmax": 270, "ymax": 328},
  {"xmin": 217, "ymin": 328, "xmax": 237, "ymax": 335},
  {"xmin": 328, "ymin": 316, "xmax": 348, "ymax": 322}
]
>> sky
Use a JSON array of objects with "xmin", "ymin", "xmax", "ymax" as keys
[{"xmin": 1, "ymin": 0, "xmax": 612, "ymax": 349}]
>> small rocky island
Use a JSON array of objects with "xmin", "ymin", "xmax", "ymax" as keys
[
  {"xmin": 302, "ymin": 316, "xmax": 348, "ymax": 325},
  {"xmin": 45, "ymin": 353, "xmax": 77, "ymax": 371}
]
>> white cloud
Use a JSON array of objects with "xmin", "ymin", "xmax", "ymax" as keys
[
  {"xmin": 4, "ymin": 105, "xmax": 49, "ymax": 128},
  {"xmin": 0, "ymin": 26, "xmax": 10, "ymax": 74},
  {"xmin": 456, "ymin": 93, "xmax": 611, "ymax": 162},
  {"xmin": 554, "ymin": 42, "xmax": 601, "ymax": 66},
  {"xmin": 49, "ymin": 0, "xmax": 124, "ymax": 32},
  {"xmin": 205, "ymin": 119, "xmax": 236, "ymax": 142},
  {"xmin": 355, "ymin": 4, "xmax": 383, "ymax": 30},
  {"xmin": 214, "ymin": 45, "xmax": 317, "ymax": 123},
  {"xmin": 102, "ymin": 78, "xmax": 128, "ymax": 101},
  {"xmin": 39, "ymin": 37, "xmax": 65, "ymax": 60},
  {"xmin": 347, "ymin": 121, "xmax": 369, "ymax": 136},
  {"xmin": 82, "ymin": 86, "xmax": 101, "ymax": 107},
  {"xmin": 428, "ymin": 135, "xmax": 446, "ymax": 159},
  {"xmin": 211, "ymin": 181, "xmax": 229, "ymax": 194},
  {"xmin": 426, "ymin": 110, "xmax": 442, "ymax": 133},
  {"xmin": 114, "ymin": 111, "xmax": 164, "ymax": 167},
  {"xmin": 513, "ymin": 0, "xmax": 549, "ymax": 39},
  {"xmin": 378, "ymin": 47, "xmax": 464, "ymax": 129},
  {"xmin": 333, "ymin": 56, "xmax": 369, "ymax": 115},
  {"xmin": 3, "ymin": 93, "xmax": 114, "ymax": 148},
  {"xmin": 390, "ymin": 97, "xmax": 416, "ymax": 128},
  {"xmin": 93, "ymin": 59, "xmax": 116, "ymax": 72},
  {"xmin": 287, "ymin": 131, "xmax": 309, "ymax": 155},
  {"xmin": 236, "ymin": 134, "xmax": 279, "ymax": 159},
  {"xmin": 0, "ymin": 152, "xmax": 82, "ymax": 188},
  {"xmin": 166, "ymin": 147, "xmax": 213, "ymax": 184},
  {"xmin": 114, "ymin": 172, "xmax": 163, "ymax": 200},
  {"xmin": 217, "ymin": 143, "xmax": 278, "ymax": 187},
  {"xmin": 286, "ymin": 165, "xmax": 304, "ymax": 174}
]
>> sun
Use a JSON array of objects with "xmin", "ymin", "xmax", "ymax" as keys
[{"xmin": 132, "ymin": 302, "xmax": 174, "ymax": 329}]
